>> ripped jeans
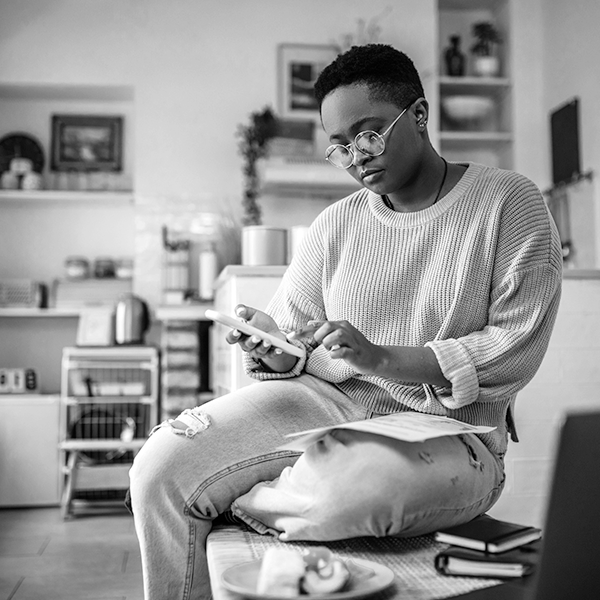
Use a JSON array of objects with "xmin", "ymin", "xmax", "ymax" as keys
[{"xmin": 128, "ymin": 375, "xmax": 505, "ymax": 600}]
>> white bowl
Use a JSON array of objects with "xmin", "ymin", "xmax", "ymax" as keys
[{"xmin": 442, "ymin": 95, "xmax": 494, "ymax": 122}]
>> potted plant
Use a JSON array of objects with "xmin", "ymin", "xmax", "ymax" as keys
[
  {"xmin": 470, "ymin": 21, "xmax": 502, "ymax": 77},
  {"xmin": 236, "ymin": 106, "xmax": 278, "ymax": 226}
]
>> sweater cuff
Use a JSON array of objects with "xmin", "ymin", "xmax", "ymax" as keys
[
  {"xmin": 244, "ymin": 338, "xmax": 308, "ymax": 381},
  {"xmin": 425, "ymin": 339, "xmax": 479, "ymax": 409}
]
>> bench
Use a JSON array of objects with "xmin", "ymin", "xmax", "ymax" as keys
[{"xmin": 206, "ymin": 521, "xmax": 504, "ymax": 600}]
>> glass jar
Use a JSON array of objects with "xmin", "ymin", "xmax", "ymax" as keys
[
  {"xmin": 116, "ymin": 258, "xmax": 134, "ymax": 280},
  {"xmin": 65, "ymin": 256, "xmax": 90, "ymax": 280},
  {"xmin": 94, "ymin": 257, "xmax": 116, "ymax": 278}
]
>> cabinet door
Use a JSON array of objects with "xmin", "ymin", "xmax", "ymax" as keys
[
  {"xmin": 0, "ymin": 395, "xmax": 61, "ymax": 506},
  {"xmin": 212, "ymin": 273, "xmax": 284, "ymax": 395}
]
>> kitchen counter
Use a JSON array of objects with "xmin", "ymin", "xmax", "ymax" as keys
[{"xmin": 563, "ymin": 269, "xmax": 600, "ymax": 279}]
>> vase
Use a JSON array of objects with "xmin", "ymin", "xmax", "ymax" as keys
[
  {"xmin": 473, "ymin": 55, "xmax": 500, "ymax": 77},
  {"xmin": 444, "ymin": 36, "xmax": 466, "ymax": 77}
]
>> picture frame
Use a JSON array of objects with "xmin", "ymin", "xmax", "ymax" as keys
[
  {"xmin": 50, "ymin": 114, "xmax": 123, "ymax": 172},
  {"xmin": 277, "ymin": 44, "xmax": 338, "ymax": 120}
]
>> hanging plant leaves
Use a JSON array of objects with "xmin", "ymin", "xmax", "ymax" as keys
[{"xmin": 237, "ymin": 106, "xmax": 279, "ymax": 226}]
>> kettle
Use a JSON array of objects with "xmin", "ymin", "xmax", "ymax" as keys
[{"xmin": 114, "ymin": 293, "xmax": 150, "ymax": 345}]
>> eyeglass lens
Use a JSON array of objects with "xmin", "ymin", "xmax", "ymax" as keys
[{"xmin": 327, "ymin": 132, "xmax": 385, "ymax": 168}]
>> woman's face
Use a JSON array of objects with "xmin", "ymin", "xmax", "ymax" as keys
[{"xmin": 320, "ymin": 84, "xmax": 424, "ymax": 196}]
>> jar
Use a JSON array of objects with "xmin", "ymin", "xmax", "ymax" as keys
[
  {"xmin": 94, "ymin": 257, "xmax": 116, "ymax": 278},
  {"xmin": 242, "ymin": 226, "xmax": 287, "ymax": 266},
  {"xmin": 116, "ymin": 258, "xmax": 134, "ymax": 279},
  {"xmin": 65, "ymin": 256, "xmax": 90, "ymax": 280}
]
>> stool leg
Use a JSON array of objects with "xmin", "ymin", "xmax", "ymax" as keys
[{"xmin": 61, "ymin": 451, "xmax": 78, "ymax": 519}]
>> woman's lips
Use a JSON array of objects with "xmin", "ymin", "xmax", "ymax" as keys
[{"xmin": 360, "ymin": 168, "xmax": 383, "ymax": 184}]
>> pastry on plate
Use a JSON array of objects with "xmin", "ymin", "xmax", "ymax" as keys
[{"xmin": 256, "ymin": 547, "xmax": 306, "ymax": 597}]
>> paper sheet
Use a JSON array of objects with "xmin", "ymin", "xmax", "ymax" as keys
[{"xmin": 279, "ymin": 412, "xmax": 496, "ymax": 452}]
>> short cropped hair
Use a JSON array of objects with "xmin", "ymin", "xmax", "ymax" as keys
[{"xmin": 314, "ymin": 44, "xmax": 425, "ymax": 111}]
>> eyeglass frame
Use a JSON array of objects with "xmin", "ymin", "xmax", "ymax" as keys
[{"xmin": 324, "ymin": 105, "xmax": 411, "ymax": 169}]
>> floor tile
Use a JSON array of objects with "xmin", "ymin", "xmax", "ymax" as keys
[
  {"xmin": 0, "ymin": 508, "xmax": 143, "ymax": 600},
  {"xmin": 0, "ymin": 536, "xmax": 49, "ymax": 556}
]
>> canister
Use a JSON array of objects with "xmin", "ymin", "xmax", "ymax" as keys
[{"xmin": 242, "ymin": 226, "xmax": 287, "ymax": 266}]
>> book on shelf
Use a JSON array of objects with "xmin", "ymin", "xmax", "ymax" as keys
[
  {"xmin": 435, "ymin": 541, "xmax": 541, "ymax": 579},
  {"xmin": 434, "ymin": 514, "xmax": 542, "ymax": 554}
]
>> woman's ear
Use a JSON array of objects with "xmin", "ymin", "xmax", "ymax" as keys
[{"xmin": 412, "ymin": 98, "xmax": 430, "ymax": 129}]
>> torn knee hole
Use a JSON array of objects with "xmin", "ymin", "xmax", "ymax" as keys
[{"xmin": 150, "ymin": 408, "xmax": 211, "ymax": 438}]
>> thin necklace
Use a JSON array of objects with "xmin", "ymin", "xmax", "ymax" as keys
[{"xmin": 383, "ymin": 157, "xmax": 448, "ymax": 210}]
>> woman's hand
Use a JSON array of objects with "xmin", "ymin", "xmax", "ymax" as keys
[
  {"xmin": 290, "ymin": 319, "xmax": 450, "ymax": 386},
  {"xmin": 292, "ymin": 319, "xmax": 384, "ymax": 375},
  {"xmin": 226, "ymin": 304, "xmax": 298, "ymax": 373}
]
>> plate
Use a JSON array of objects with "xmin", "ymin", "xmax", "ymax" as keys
[{"xmin": 221, "ymin": 556, "xmax": 395, "ymax": 600}]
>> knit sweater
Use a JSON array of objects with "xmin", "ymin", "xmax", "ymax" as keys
[{"xmin": 246, "ymin": 163, "xmax": 563, "ymax": 456}]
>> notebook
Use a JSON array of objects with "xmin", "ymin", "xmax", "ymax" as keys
[{"xmin": 446, "ymin": 409, "xmax": 600, "ymax": 599}]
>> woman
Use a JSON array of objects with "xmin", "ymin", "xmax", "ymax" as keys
[{"xmin": 129, "ymin": 44, "xmax": 562, "ymax": 599}]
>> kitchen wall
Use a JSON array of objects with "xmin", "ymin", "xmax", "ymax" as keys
[
  {"xmin": 541, "ymin": 0, "xmax": 600, "ymax": 267},
  {"xmin": 0, "ymin": 0, "xmax": 436, "ymax": 305},
  {"xmin": 0, "ymin": 0, "xmax": 435, "ymax": 200},
  {"xmin": 486, "ymin": 0, "xmax": 600, "ymax": 529},
  {"xmin": 489, "ymin": 275, "xmax": 600, "ymax": 528}
]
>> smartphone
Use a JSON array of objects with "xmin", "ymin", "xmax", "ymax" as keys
[{"xmin": 204, "ymin": 309, "xmax": 305, "ymax": 358}]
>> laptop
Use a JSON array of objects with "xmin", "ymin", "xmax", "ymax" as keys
[{"xmin": 450, "ymin": 409, "xmax": 600, "ymax": 599}]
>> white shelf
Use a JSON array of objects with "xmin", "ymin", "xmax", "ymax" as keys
[
  {"xmin": 440, "ymin": 76, "xmax": 511, "ymax": 96},
  {"xmin": 0, "ymin": 189, "xmax": 134, "ymax": 204},
  {"xmin": 155, "ymin": 303, "xmax": 214, "ymax": 321},
  {"xmin": 440, "ymin": 131, "xmax": 513, "ymax": 143},
  {"xmin": 439, "ymin": 76, "xmax": 510, "ymax": 87},
  {"xmin": 0, "ymin": 82, "xmax": 134, "ymax": 102},
  {"xmin": 0, "ymin": 307, "xmax": 81, "ymax": 318}
]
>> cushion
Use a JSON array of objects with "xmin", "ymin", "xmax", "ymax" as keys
[{"xmin": 231, "ymin": 429, "xmax": 498, "ymax": 542}]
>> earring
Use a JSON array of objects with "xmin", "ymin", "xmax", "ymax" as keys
[{"xmin": 419, "ymin": 119, "xmax": 427, "ymax": 129}]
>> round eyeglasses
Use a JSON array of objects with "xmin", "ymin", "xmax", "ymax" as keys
[{"xmin": 325, "ymin": 107, "xmax": 409, "ymax": 169}]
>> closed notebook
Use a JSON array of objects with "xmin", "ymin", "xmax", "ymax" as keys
[
  {"xmin": 435, "ymin": 541, "xmax": 541, "ymax": 578},
  {"xmin": 434, "ymin": 514, "xmax": 542, "ymax": 553}
]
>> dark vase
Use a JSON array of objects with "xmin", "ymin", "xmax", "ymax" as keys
[{"xmin": 444, "ymin": 35, "xmax": 465, "ymax": 76}]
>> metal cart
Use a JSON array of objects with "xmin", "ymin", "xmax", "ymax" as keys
[{"xmin": 59, "ymin": 346, "xmax": 159, "ymax": 518}]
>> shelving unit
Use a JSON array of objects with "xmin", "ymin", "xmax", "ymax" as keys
[
  {"xmin": 437, "ymin": 0, "xmax": 512, "ymax": 169},
  {"xmin": 0, "ymin": 81, "xmax": 137, "ymax": 398}
]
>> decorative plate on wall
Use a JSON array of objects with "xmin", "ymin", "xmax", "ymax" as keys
[{"xmin": 0, "ymin": 132, "xmax": 45, "ymax": 174}]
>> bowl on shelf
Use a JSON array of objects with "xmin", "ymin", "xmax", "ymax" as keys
[{"xmin": 441, "ymin": 95, "xmax": 494, "ymax": 126}]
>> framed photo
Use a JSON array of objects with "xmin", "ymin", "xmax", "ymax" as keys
[
  {"xmin": 51, "ymin": 114, "xmax": 123, "ymax": 172},
  {"xmin": 277, "ymin": 44, "xmax": 338, "ymax": 119}
]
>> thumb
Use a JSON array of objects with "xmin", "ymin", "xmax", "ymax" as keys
[{"xmin": 235, "ymin": 304, "xmax": 257, "ymax": 320}]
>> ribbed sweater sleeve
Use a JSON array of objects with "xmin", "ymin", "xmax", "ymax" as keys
[{"xmin": 245, "ymin": 163, "xmax": 562, "ymax": 455}]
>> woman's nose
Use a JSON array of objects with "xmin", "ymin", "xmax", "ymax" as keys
[{"xmin": 351, "ymin": 145, "xmax": 371, "ymax": 167}]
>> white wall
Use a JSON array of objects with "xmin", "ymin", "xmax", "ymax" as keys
[
  {"xmin": 0, "ymin": 0, "xmax": 436, "ymax": 202},
  {"xmin": 541, "ymin": 0, "xmax": 600, "ymax": 267},
  {"xmin": 0, "ymin": 0, "xmax": 437, "ymax": 290},
  {"xmin": 490, "ymin": 276, "xmax": 600, "ymax": 528}
]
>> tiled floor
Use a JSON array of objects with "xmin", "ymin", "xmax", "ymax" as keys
[{"xmin": 0, "ymin": 505, "xmax": 143, "ymax": 600}]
